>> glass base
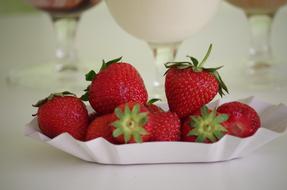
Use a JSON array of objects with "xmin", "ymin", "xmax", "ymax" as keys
[
  {"xmin": 6, "ymin": 62, "xmax": 94, "ymax": 92},
  {"xmin": 234, "ymin": 61, "xmax": 287, "ymax": 91},
  {"xmin": 151, "ymin": 82, "xmax": 166, "ymax": 101}
]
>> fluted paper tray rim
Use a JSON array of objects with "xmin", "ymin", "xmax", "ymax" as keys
[{"xmin": 24, "ymin": 97, "xmax": 287, "ymax": 164}]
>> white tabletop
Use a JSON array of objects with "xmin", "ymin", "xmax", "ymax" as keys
[{"xmin": 1, "ymin": 2, "xmax": 287, "ymax": 190}]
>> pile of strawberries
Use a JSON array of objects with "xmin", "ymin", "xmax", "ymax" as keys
[{"xmin": 33, "ymin": 45, "xmax": 261, "ymax": 144}]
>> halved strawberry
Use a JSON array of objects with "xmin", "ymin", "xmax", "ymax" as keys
[{"xmin": 181, "ymin": 106, "xmax": 228, "ymax": 143}]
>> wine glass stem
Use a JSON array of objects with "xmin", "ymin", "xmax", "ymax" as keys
[
  {"xmin": 51, "ymin": 16, "xmax": 80, "ymax": 72},
  {"xmin": 247, "ymin": 14, "xmax": 273, "ymax": 69},
  {"xmin": 148, "ymin": 42, "xmax": 180, "ymax": 98}
]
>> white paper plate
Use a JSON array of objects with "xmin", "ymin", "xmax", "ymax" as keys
[{"xmin": 25, "ymin": 97, "xmax": 287, "ymax": 164}]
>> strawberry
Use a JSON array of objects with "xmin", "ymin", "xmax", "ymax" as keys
[
  {"xmin": 88, "ymin": 112, "xmax": 100, "ymax": 123},
  {"xmin": 111, "ymin": 102, "xmax": 153, "ymax": 144},
  {"xmin": 145, "ymin": 98, "xmax": 164, "ymax": 113},
  {"xmin": 82, "ymin": 57, "xmax": 148, "ymax": 114},
  {"xmin": 33, "ymin": 91, "xmax": 89, "ymax": 141},
  {"xmin": 181, "ymin": 106, "xmax": 228, "ymax": 143},
  {"xmin": 85, "ymin": 114, "xmax": 117, "ymax": 143},
  {"xmin": 164, "ymin": 44, "xmax": 228, "ymax": 118},
  {"xmin": 217, "ymin": 101, "xmax": 261, "ymax": 138},
  {"xmin": 150, "ymin": 112, "xmax": 181, "ymax": 141}
]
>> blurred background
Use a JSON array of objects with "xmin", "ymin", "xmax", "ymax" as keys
[
  {"xmin": 0, "ymin": 0, "xmax": 287, "ymax": 98},
  {"xmin": 0, "ymin": 1, "xmax": 287, "ymax": 189}
]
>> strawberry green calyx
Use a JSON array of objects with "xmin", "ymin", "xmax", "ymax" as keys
[
  {"xmin": 32, "ymin": 91, "xmax": 76, "ymax": 108},
  {"xmin": 188, "ymin": 106, "xmax": 228, "ymax": 143},
  {"xmin": 81, "ymin": 57, "xmax": 123, "ymax": 101},
  {"xmin": 85, "ymin": 70, "xmax": 96, "ymax": 81},
  {"xmin": 99, "ymin": 56, "xmax": 122, "ymax": 71},
  {"xmin": 112, "ymin": 104, "xmax": 149, "ymax": 143},
  {"xmin": 80, "ymin": 70, "xmax": 96, "ymax": 101},
  {"xmin": 81, "ymin": 85, "xmax": 91, "ymax": 101},
  {"xmin": 164, "ymin": 44, "xmax": 229, "ymax": 97},
  {"xmin": 147, "ymin": 98, "xmax": 161, "ymax": 105}
]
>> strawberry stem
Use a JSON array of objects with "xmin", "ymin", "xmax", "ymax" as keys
[
  {"xmin": 164, "ymin": 44, "xmax": 229, "ymax": 97},
  {"xmin": 198, "ymin": 44, "xmax": 213, "ymax": 67}
]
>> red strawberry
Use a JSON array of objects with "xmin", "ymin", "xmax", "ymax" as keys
[
  {"xmin": 111, "ymin": 102, "xmax": 153, "ymax": 144},
  {"xmin": 33, "ymin": 91, "xmax": 89, "ymax": 141},
  {"xmin": 181, "ymin": 106, "xmax": 228, "ymax": 143},
  {"xmin": 85, "ymin": 114, "xmax": 117, "ymax": 143},
  {"xmin": 164, "ymin": 44, "xmax": 228, "ymax": 118},
  {"xmin": 82, "ymin": 57, "xmax": 148, "ymax": 114},
  {"xmin": 150, "ymin": 112, "xmax": 181, "ymax": 141},
  {"xmin": 88, "ymin": 112, "xmax": 100, "ymax": 123},
  {"xmin": 217, "ymin": 101, "xmax": 261, "ymax": 138},
  {"xmin": 190, "ymin": 107, "xmax": 211, "ymax": 116},
  {"xmin": 145, "ymin": 98, "xmax": 164, "ymax": 113}
]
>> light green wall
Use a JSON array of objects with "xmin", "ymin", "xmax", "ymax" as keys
[{"xmin": 0, "ymin": 0, "xmax": 36, "ymax": 14}]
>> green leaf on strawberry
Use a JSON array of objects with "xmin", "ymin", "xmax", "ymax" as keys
[
  {"xmin": 147, "ymin": 98, "xmax": 161, "ymax": 105},
  {"xmin": 100, "ymin": 56, "xmax": 122, "ymax": 71},
  {"xmin": 81, "ymin": 57, "xmax": 123, "ymax": 102},
  {"xmin": 33, "ymin": 91, "xmax": 76, "ymax": 108},
  {"xmin": 85, "ymin": 70, "xmax": 96, "ymax": 81}
]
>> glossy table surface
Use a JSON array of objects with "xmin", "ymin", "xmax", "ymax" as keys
[{"xmin": 1, "ymin": 2, "xmax": 287, "ymax": 190}]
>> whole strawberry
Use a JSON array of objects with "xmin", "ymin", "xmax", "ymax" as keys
[
  {"xmin": 150, "ymin": 112, "xmax": 181, "ymax": 141},
  {"xmin": 33, "ymin": 91, "xmax": 89, "ymax": 141},
  {"xmin": 111, "ymin": 102, "xmax": 153, "ymax": 144},
  {"xmin": 82, "ymin": 57, "xmax": 148, "ymax": 114},
  {"xmin": 217, "ymin": 101, "xmax": 261, "ymax": 138},
  {"xmin": 181, "ymin": 106, "xmax": 228, "ymax": 143},
  {"xmin": 165, "ymin": 44, "xmax": 228, "ymax": 118},
  {"xmin": 86, "ymin": 114, "xmax": 117, "ymax": 143}
]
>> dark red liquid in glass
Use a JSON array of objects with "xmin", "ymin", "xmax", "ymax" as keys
[{"xmin": 28, "ymin": 0, "xmax": 101, "ymax": 17}]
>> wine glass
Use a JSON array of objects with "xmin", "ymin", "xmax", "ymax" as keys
[
  {"xmin": 7, "ymin": 0, "xmax": 102, "ymax": 91},
  {"xmin": 225, "ymin": 0, "xmax": 287, "ymax": 89},
  {"xmin": 105, "ymin": 0, "xmax": 222, "ymax": 99}
]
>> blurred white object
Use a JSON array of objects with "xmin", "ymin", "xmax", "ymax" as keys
[
  {"xmin": 105, "ymin": 0, "xmax": 222, "ymax": 99},
  {"xmin": 225, "ymin": 0, "xmax": 287, "ymax": 89}
]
